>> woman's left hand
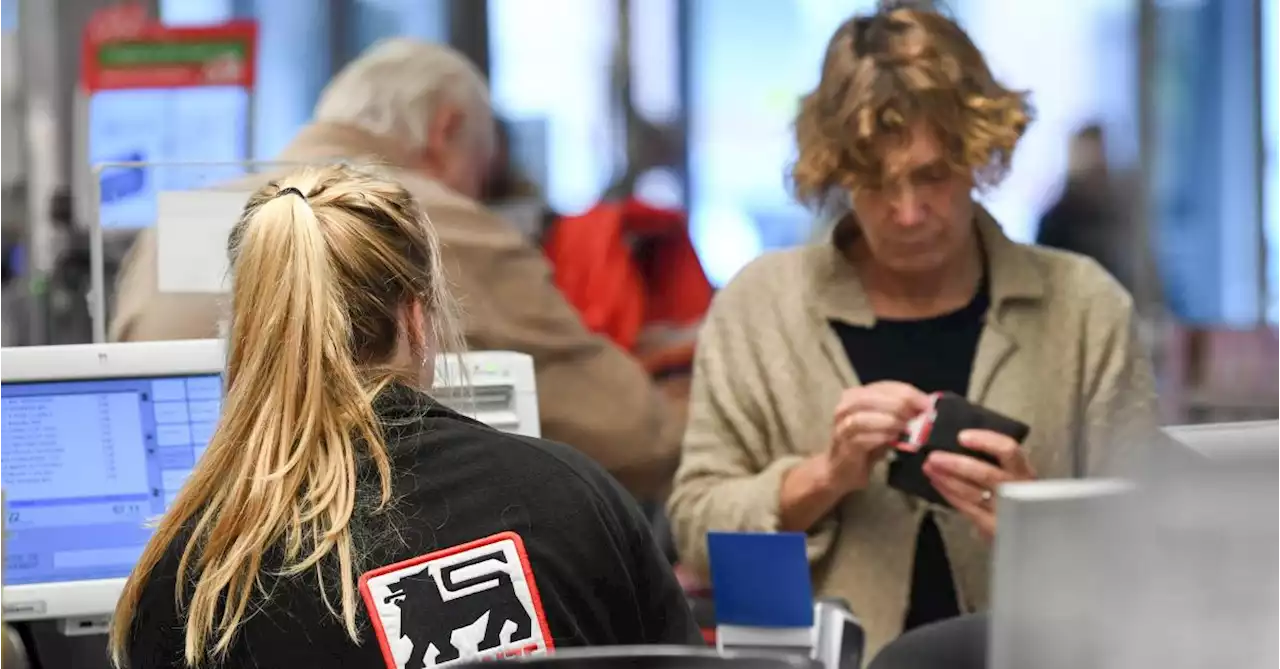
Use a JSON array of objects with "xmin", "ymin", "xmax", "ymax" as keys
[{"xmin": 922, "ymin": 429, "xmax": 1036, "ymax": 541}]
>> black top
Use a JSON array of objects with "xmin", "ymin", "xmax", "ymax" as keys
[
  {"xmin": 127, "ymin": 385, "xmax": 700, "ymax": 668},
  {"xmin": 830, "ymin": 281, "xmax": 989, "ymax": 632}
]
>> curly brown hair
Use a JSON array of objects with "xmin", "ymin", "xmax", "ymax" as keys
[{"xmin": 790, "ymin": 3, "xmax": 1033, "ymax": 207}]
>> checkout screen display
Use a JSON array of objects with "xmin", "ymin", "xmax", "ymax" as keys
[
  {"xmin": 89, "ymin": 86, "xmax": 250, "ymax": 229},
  {"xmin": 1, "ymin": 374, "xmax": 223, "ymax": 585}
]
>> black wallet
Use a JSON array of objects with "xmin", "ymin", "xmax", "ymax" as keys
[{"xmin": 886, "ymin": 391, "xmax": 1030, "ymax": 507}]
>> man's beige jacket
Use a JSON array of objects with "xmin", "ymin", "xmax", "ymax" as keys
[{"xmin": 110, "ymin": 122, "xmax": 682, "ymax": 500}]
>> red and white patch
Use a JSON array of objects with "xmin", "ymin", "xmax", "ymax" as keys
[
  {"xmin": 359, "ymin": 532, "xmax": 554, "ymax": 669},
  {"xmin": 903, "ymin": 392, "xmax": 942, "ymax": 450}
]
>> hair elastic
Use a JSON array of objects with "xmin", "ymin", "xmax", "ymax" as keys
[{"xmin": 276, "ymin": 186, "xmax": 306, "ymax": 200}]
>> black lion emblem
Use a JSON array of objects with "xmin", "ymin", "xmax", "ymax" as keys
[{"xmin": 384, "ymin": 549, "xmax": 534, "ymax": 667}]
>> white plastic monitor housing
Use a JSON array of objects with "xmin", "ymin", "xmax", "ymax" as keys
[
  {"xmin": 1, "ymin": 342, "xmax": 540, "ymax": 630},
  {"xmin": 1, "ymin": 339, "xmax": 227, "ymax": 629}
]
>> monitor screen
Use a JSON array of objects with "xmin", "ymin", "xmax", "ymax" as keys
[
  {"xmin": 89, "ymin": 86, "xmax": 251, "ymax": 229},
  {"xmin": 1, "ymin": 373, "xmax": 223, "ymax": 586}
]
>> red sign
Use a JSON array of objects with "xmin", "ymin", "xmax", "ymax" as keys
[
  {"xmin": 82, "ymin": 4, "xmax": 256, "ymax": 91},
  {"xmin": 84, "ymin": 3, "xmax": 150, "ymax": 43}
]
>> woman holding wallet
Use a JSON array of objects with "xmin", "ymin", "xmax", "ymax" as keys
[{"xmin": 665, "ymin": 4, "xmax": 1160, "ymax": 660}]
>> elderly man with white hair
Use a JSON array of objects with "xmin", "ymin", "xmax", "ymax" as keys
[{"xmin": 110, "ymin": 39, "xmax": 684, "ymax": 501}]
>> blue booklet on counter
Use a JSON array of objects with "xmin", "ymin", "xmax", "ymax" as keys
[{"xmin": 707, "ymin": 531, "xmax": 814, "ymax": 628}]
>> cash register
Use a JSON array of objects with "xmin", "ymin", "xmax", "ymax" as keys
[{"xmin": 2, "ymin": 340, "xmax": 227, "ymax": 668}]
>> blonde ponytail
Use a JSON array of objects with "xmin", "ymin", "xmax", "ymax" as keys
[{"xmin": 110, "ymin": 165, "xmax": 462, "ymax": 667}]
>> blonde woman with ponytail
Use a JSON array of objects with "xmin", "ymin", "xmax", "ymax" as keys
[{"xmin": 110, "ymin": 165, "xmax": 699, "ymax": 669}]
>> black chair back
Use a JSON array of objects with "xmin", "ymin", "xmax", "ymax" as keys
[
  {"xmin": 867, "ymin": 613, "xmax": 988, "ymax": 669},
  {"xmin": 2, "ymin": 625, "xmax": 31, "ymax": 669}
]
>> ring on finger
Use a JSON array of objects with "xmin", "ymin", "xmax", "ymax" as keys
[{"xmin": 979, "ymin": 489, "xmax": 994, "ymax": 506}]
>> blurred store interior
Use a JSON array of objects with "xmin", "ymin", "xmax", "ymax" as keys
[{"xmin": 0, "ymin": 0, "xmax": 1276, "ymax": 424}]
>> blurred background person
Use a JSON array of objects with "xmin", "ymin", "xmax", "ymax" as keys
[
  {"xmin": 482, "ymin": 116, "xmax": 558, "ymax": 242},
  {"xmin": 482, "ymin": 117, "xmax": 539, "ymax": 205},
  {"xmin": 108, "ymin": 39, "xmax": 684, "ymax": 503},
  {"xmin": 1036, "ymin": 123, "xmax": 1137, "ymax": 292},
  {"xmin": 666, "ymin": 4, "xmax": 1159, "ymax": 657}
]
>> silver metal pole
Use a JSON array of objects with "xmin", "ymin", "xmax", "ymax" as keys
[
  {"xmin": 1135, "ymin": 0, "xmax": 1158, "ymax": 319},
  {"xmin": 18, "ymin": 0, "xmax": 63, "ymax": 345},
  {"xmin": 88, "ymin": 163, "xmax": 106, "ymax": 343},
  {"xmin": 1252, "ymin": 0, "xmax": 1267, "ymax": 326}
]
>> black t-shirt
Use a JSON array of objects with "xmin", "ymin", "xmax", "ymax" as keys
[
  {"xmin": 126, "ymin": 384, "xmax": 700, "ymax": 668},
  {"xmin": 830, "ymin": 281, "xmax": 989, "ymax": 632}
]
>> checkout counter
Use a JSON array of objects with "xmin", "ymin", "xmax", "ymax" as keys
[
  {"xmin": 2, "ymin": 339, "xmax": 1272, "ymax": 668},
  {"xmin": 1, "ymin": 341, "xmax": 862, "ymax": 669}
]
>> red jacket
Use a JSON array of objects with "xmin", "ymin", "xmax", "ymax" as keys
[{"xmin": 543, "ymin": 199, "xmax": 714, "ymax": 374}]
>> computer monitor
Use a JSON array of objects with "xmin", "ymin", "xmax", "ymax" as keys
[{"xmin": 1, "ymin": 340, "xmax": 226, "ymax": 623}]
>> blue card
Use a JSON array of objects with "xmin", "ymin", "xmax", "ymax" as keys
[{"xmin": 707, "ymin": 531, "xmax": 814, "ymax": 628}]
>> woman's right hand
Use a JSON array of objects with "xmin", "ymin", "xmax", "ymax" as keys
[
  {"xmin": 822, "ymin": 381, "xmax": 932, "ymax": 494},
  {"xmin": 777, "ymin": 381, "xmax": 931, "ymax": 533}
]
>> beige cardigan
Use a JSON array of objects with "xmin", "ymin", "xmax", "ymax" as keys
[{"xmin": 666, "ymin": 212, "xmax": 1158, "ymax": 658}]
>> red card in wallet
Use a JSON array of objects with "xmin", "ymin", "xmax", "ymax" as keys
[{"xmin": 890, "ymin": 392, "xmax": 1030, "ymax": 507}]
